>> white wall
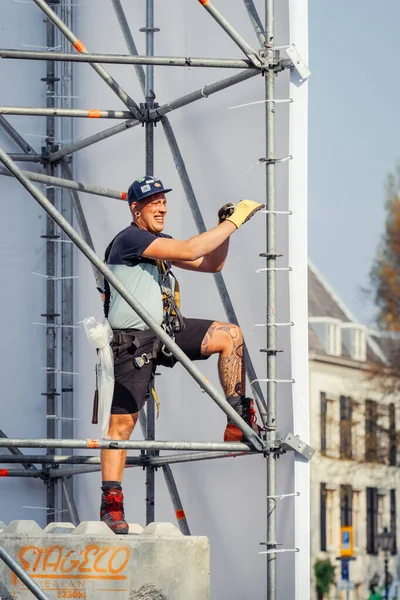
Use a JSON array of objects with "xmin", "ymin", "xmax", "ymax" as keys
[{"xmin": 0, "ymin": 1, "xmax": 309, "ymax": 598}]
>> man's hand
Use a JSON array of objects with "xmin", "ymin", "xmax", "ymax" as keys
[
  {"xmin": 226, "ymin": 199, "xmax": 265, "ymax": 229},
  {"xmin": 217, "ymin": 202, "xmax": 235, "ymax": 224}
]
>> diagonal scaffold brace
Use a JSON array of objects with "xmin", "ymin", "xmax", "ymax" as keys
[{"xmin": 0, "ymin": 146, "xmax": 266, "ymax": 453}]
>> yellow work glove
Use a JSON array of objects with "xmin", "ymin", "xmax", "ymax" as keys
[
  {"xmin": 226, "ymin": 199, "xmax": 264, "ymax": 229},
  {"xmin": 217, "ymin": 202, "xmax": 235, "ymax": 224}
]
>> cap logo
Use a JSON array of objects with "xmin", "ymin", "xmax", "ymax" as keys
[
  {"xmin": 154, "ymin": 182, "xmax": 161, "ymax": 187},
  {"xmin": 140, "ymin": 184, "xmax": 151, "ymax": 193}
]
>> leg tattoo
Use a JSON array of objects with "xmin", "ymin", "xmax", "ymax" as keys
[{"xmin": 201, "ymin": 322, "xmax": 245, "ymax": 399}]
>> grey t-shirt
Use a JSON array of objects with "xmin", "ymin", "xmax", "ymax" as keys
[{"xmin": 106, "ymin": 224, "xmax": 172, "ymax": 330}]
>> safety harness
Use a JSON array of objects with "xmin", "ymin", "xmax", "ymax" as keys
[{"xmin": 93, "ymin": 226, "xmax": 184, "ymax": 420}]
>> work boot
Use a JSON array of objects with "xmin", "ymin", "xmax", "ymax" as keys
[
  {"xmin": 224, "ymin": 397, "xmax": 263, "ymax": 442},
  {"xmin": 100, "ymin": 488, "xmax": 129, "ymax": 534}
]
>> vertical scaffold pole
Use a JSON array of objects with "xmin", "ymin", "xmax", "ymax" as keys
[
  {"xmin": 144, "ymin": 0, "xmax": 156, "ymax": 525},
  {"xmin": 144, "ymin": 0, "xmax": 155, "ymax": 176},
  {"xmin": 44, "ymin": 2, "xmax": 58, "ymax": 524},
  {"xmin": 265, "ymin": 0, "xmax": 277, "ymax": 597},
  {"xmin": 60, "ymin": 0, "xmax": 78, "ymax": 525}
]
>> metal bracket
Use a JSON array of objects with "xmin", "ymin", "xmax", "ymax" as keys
[
  {"xmin": 276, "ymin": 432, "xmax": 315, "ymax": 460},
  {"xmin": 285, "ymin": 44, "xmax": 311, "ymax": 81}
]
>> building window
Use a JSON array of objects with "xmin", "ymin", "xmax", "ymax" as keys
[
  {"xmin": 366, "ymin": 487, "xmax": 378, "ymax": 555},
  {"xmin": 327, "ymin": 322, "xmax": 341, "ymax": 356},
  {"xmin": 389, "ymin": 404, "xmax": 396, "ymax": 466},
  {"xmin": 326, "ymin": 488, "xmax": 337, "ymax": 549},
  {"xmin": 321, "ymin": 393, "xmax": 327, "ymax": 455},
  {"xmin": 353, "ymin": 490, "xmax": 361, "ymax": 548},
  {"xmin": 377, "ymin": 492, "xmax": 387, "ymax": 533},
  {"xmin": 342, "ymin": 325, "xmax": 367, "ymax": 361},
  {"xmin": 390, "ymin": 490, "xmax": 397, "ymax": 555},
  {"xmin": 320, "ymin": 483, "xmax": 327, "ymax": 551},
  {"xmin": 309, "ymin": 318, "xmax": 341, "ymax": 356},
  {"xmin": 365, "ymin": 400, "xmax": 378, "ymax": 462},
  {"xmin": 351, "ymin": 401, "xmax": 363, "ymax": 461},
  {"xmin": 352, "ymin": 327, "xmax": 367, "ymax": 361},
  {"xmin": 320, "ymin": 393, "xmax": 337, "ymax": 457},
  {"xmin": 341, "ymin": 485, "xmax": 353, "ymax": 526},
  {"xmin": 326, "ymin": 398, "xmax": 336, "ymax": 456},
  {"xmin": 340, "ymin": 396, "xmax": 352, "ymax": 459},
  {"xmin": 320, "ymin": 484, "xmax": 338, "ymax": 551}
]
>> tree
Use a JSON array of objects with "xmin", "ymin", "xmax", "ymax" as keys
[
  {"xmin": 370, "ymin": 166, "xmax": 400, "ymax": 331},
  {"xmin": 369, "ymin": 165, "xmax": 400, "ymax": 389},
  {"xmin": 314, "ymin": 559, "xmax": 336, "ymax": 600}
]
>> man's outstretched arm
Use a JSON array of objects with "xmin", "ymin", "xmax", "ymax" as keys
[
  {"xmin": 142, "ymin": 199, "xmax": 263, "ymax": 272},
  {"xmin": 172, "ymin": 238, "xmax": 229, "ymax": 273},
  {"xmin": 142, "ymin": 221, "xmax": 235, "ymax": 263}
]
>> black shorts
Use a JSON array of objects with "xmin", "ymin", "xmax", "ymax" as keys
[{"xmin": 111, "ymin": 318, "xmax": 213, "ymax": 415}]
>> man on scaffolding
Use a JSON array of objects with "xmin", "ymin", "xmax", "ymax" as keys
[{"xmin": 100, "ymin": 175, "xmax": 263, "ymax": 533}]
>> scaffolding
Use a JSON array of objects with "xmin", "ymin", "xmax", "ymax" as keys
[{"xmin": 0, "ymin": 1, "xmax": 312, "ymax": 598}]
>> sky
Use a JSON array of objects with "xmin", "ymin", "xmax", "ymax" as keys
[{"xmin": 308, "ymin": 0, "xmax": 400, "ymax": 326}]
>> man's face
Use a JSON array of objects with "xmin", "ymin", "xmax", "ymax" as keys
[{"xmin": 132, "ymin": 192, "xmax": 167, "ymax": 234}]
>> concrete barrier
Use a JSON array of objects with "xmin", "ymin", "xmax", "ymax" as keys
[{"xmin": 0, "ymin": 521, "xmax": 210, "ymax": 599}]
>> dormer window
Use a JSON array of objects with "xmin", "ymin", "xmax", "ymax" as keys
[
  {"xmin": 341, "ymin": 324, "xmax": 367, "ymax": 361},
  {"xmin": 309, "ymin": 317, "xmax": 342, "ymax": 356}
]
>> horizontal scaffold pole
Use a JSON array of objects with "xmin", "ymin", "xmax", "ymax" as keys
[
  {"xmin": 0, "ymin": 49, "xmax": 258, "ymax": 70},
  {"xmin": 0, "ymin": 107, "xmax": 133, "ymax": 119},
  {"xmin": 0, "ymin": 166, "xmax": 127, "ymax": 200},
  {"xmin": 6, "ymin": 153, "xmax": 42, "ymax": 162},
  {"xmin": 0, "ymin": 450, "xmax": 252, "ymax": 466},
  {"xmin": 0, "ymin": 438, "xmax": 256, "ymax": 452},
  {"xmin": 0, "ymin": 152, "xmax": 264, "ymax": 450}
]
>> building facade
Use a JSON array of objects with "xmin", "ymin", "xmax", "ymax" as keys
[{"xmin": 309, "ymin": 263, "xmax": 400, "ymax": 599}]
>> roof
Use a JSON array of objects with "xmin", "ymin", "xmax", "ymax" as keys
[
  {"xmin": 307, "ymin": 261, "xmax": 387, "ymax": 364},
  {"xmin": 308, "ymin": 263, "xmax": 350, "ymax": 323}
]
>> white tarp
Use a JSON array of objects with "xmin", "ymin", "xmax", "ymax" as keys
[{"xmin": 0, "ymin": 1, "xmax": 309, "ymax": 598}]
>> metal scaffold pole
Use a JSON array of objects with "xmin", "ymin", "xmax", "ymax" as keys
[
  {"xmin": 59, "ymin": 0, "xmax": 79, "ymax": 526},
  {"xmin": 44, "ymin": 1, "xmax": 57, "ymax": 525},
  {"xmin": 144, "ymin": 0, "xmax": 156, "ymax": 526},
  {"xmin": 265, "ymin": 0, "xmax": 277, "ymax": 596}
]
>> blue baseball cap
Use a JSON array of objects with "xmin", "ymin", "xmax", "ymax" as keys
[{"xmin": 127, "ymin": 176, "xmax": 172, "ymax": 205}]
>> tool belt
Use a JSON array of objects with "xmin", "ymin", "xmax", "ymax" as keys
[
  {"xmin": 92, "ymin": 329, "xmax": 161, "ymax": 425},
  {"xmin": 111, "ymin": 329, "xmax": 160, "ymax": 372}
]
